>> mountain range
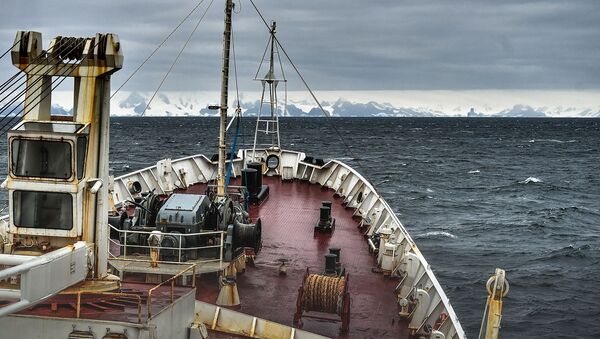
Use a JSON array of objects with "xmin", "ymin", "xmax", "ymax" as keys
[
  {"xmin": 110, "ymin": 90, "xmax": 600, "ymax": 118},
  {"xmin": 8, "ymin": 90, "xmax": 600, "ymax": 118}
]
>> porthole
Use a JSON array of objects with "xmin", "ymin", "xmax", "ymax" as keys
[{"xmin": 266, "ymin": 154, "xmax": 280, "ymax": 170}]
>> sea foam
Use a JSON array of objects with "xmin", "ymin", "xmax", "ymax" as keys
[{"xmin": 520, "ymin": 177, "xmax": 543, "ymax": 184}]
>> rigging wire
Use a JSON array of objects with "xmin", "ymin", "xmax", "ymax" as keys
[
  {"xmin": 0, "ymin": 38, "xmax": 22, "ymax": 60},
  {"xmin": 0, "ymin": 39, "xmax": 102, "ymax": 136},
  {"xmin": 140, "ymin": 0, "xmax": 214, "ymax": 117},
  {"xmin": 0, "ymin": 58, "xmax": 80, "ymax": 134},
  {"xmin": 253, "ymin": 37, "xmax": 271, "ymax": 81},
  {"xmin": 0, "ymin": 38, "xmax": 84, "ymax": 118},
  {"xmin": 0, "ymin": 39, "xmax": 83, "ymax": 128},
  {"xmin": 247, "ymin": 0, "xmax": 367, "ymax": 173},
  {"xmin": 0, "ymin": 38, "xmax": 75, "ymax": 95},
  {"xmin": 225, "ymin": 16, "xmax": 242, "ymax": 188},
  {"xmin": 110, "ymin": 0, "xmax": 209, "ymax": 99}
]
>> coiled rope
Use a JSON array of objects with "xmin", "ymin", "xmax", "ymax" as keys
[{"xmin": 302, "ymin": 274, "xmax": 346, "ymax": 315}]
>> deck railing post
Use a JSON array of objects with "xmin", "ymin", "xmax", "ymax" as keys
[
  {"xmin": 76, "ymin": 292, "xmax": 81, "ymax": 318},
  {"xmin": 178, "ymin": 233, "xmax": 182, "ymax": 263},
  {"xmin": 171, "ymin": 279, "xmax": 175, "ymax": 302},
  {"xmin": 123, "ymin": 229, "xmax": 127, "ymax": 259},
  {"xmin": 147, "ymin": 292, "xmax": 152, "ymax": 319}
]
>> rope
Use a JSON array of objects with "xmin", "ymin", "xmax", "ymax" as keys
[
  {"xmin": 110, "ymin": 0, "xmax": 209, "ymax": 99},
  {"xmin": 302, "ymin": 273, "xmax": 345, "ymax": 315},
  {"xmin": 140, "ymin": 0, "xmax": 214, "ymax": 117}
]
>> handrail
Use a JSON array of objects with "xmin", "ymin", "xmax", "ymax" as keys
[
  {"xmin": 110, "ymin": 224, "xmax": 225, "ymax": 237},
  {"xmin": 75, "ymin": 291, "xmax": 142, "ymax": 323},
  {"xmin": 108, "ymin": 224, "xmax": 225, "ymax": 265},
  {"xmin": 147, "ymin": 263, "xmax": 196, "ymax": 319},
  {"xmin": 109, "ymin": 256, "xmax": 220, "ymax": 266}
]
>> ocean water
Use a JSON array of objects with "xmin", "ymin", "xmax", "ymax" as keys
[
  {"xmin": 107, "ymin": 117, "xmax": 599, "ymax": 338},
  {"xmin": 2, "ymin": 117, "xmax": 599, "ymax": 337}
]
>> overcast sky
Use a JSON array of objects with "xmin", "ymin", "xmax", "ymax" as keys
[{"xmin": 1, "ymin": 0, "xmax": 599, "ymax": 92}]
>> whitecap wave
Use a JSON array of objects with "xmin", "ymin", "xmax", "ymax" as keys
[
  {"xmin": 528, "ymin": 139, "xmax": 577, "ymax": 144},
  {"xmin": 415, "ymin": 231, "xmax": 457, "ymax": 239},
  {"xmin": 520, "ymin": 177, "xmax": 543, "ymax": 184},
  {"xmin": 468, "ymin": 169, "xmax": 480, "ymax": 174}
]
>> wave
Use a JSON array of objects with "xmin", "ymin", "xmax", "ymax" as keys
[
  {"xmin": 538, "ymin": 244, "xmax": 592, "ymax": 261},
  {"xmin": 528, "ymin": 139, "xmax": 577, "ymax": 144},
  {"xmin": 520, "ymin": 176, "xmax": 543, "ymax": 184},
  {"xmin": 415, "ymin": 231, "xmax": 457, "ymax": 239},
  {"xmin": 468, "ymin": 169, "xmax": 480, "ymax": 174}
]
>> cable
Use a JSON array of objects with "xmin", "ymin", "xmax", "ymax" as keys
[
  {"xmin": 0, "ymin": 38, "xmax": 82, "ymax": 129},
  {"xmin": 0, "ymin": 37, "xmax": 22, "ymax": 60},
  {"xmin": 0, "ymin": 38, "xmax": 84, "ymax": 121},
  {"xmin": 0, "ymin": 60, "xmax": 78, "ymax": 134},
  {"xmin": 0, "ymin": 39, "xmax": 102, "ymax": 136},
  {"xmin": 0, "ymin": 41, "xmax": 54, "ymax": 94},
  {"xmin": 248, "ymin": 0, "xmax": 368, "ymax": 174},
  {"xmin": 110, "ymin": 0, "xmax": 209, "ymax": 99},
  {"xmin": 140, "ymin": 0, "xmax": 214, "ymax": 116}
]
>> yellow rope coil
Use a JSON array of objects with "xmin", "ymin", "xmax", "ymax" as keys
[{"xmin": 302, "ymin": 274, "xmax": 345, "ymax": 315}]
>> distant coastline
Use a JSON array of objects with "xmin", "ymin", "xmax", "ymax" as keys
[{"xmin": 28, "ymin": 90, "xmax": 600, "ymax": 118}]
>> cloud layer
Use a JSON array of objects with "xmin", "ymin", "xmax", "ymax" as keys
[{"xmin": 1, "ymin": 0, "xmax": 599, "ymax": 92}]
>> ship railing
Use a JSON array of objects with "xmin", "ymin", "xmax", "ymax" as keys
[
  {"xmin": 108, "ymin": 224, "xmax": 225, "ymax": 265},
  {"xmin": 147, "ymin": 263, "xmax": 196, "ymax": 319},
  {"xmin": 73, "ymin": 264, "xmax": 196, "ymax": 322}
]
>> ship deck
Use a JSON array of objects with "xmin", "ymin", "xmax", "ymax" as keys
[
  {"xmin": 187, "ymin": 176, "xmax": 410, "ymax": 338},
  {"xmin": 9, "ymin": 282, "xmax": 194, "ymax": 324}
]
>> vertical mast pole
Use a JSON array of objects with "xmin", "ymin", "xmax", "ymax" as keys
[
  {"xmin": 269, "ymin": 22, "xmax": 276, "ymax": 148},
  {"xmin": 218, "ymin": 0, "xmax": 234, "ymax": 197}
]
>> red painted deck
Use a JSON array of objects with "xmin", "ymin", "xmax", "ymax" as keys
[
  {"xmin": 189, "ymin": 177, "xmax": 409, "ymax": 338},
  {"xmin": 8, "ymin": 282, "xmax": 193, "ymax": 324}
]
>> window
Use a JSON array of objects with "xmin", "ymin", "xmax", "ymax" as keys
[
  {"xmin": 11, "ymin": 139, "xmax": 72, "ymax": 179},
  {"xmin": 13, "ymin": 191, "xmax": 73, "ymax": 230},
  {"xmin": 76, "ymin": 136, "xmax": 87, "ymax": 180}
]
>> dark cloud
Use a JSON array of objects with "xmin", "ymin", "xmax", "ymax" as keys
[{"xmin": 1, "ymin": 0, "xmax": 599, "ymax": 91}]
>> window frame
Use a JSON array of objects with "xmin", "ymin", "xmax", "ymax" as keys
[
  {"xmin": 9, "ymin": 136, "xmax": 75, "ymax": 181},
  {"xmin": 12, "ymin": 190, "xmax": 74, "ymax": 231}
]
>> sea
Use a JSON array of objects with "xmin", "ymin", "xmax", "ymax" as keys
[{"xmin": 3, "ymin": 117, "xmax": 600, "ymax": 338}]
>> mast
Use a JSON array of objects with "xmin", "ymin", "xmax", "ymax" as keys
[
  {"xmin": 252, "ymin": 21, "xmax": 284, "ymax": 159},
  {"xmin": 268, "ymin": 22, "xmax": 277, "ymax": 148},
  {"xmin": 217, "ymin": 0, "xmax": 234, "ymax": 197}
]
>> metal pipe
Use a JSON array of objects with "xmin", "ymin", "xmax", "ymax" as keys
[
  {"xmin": 0, "ymin": 242, "xmax": 86, "ymax": 280},
  {"xmin": 0, "ymin": 254, "xmax": 35, "ymax": 266},
  {"xmin": 367, "ymin": 239, "xmax": 377, "ymax": 252},
  {"xmin": 0, "ymin": 300, "xmax": 30, "ymax": 318},
  {"xmin": 0, "ymin": 289, "xmax": 21, "ymax": 300}
]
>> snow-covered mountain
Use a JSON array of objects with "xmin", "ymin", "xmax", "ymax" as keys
[{"xmin": 46, "ymin": 90, "xmax": 600, "ymax": 118}]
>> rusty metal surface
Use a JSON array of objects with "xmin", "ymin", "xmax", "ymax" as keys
[
  {"xmin": 10, "ymin": 282, "xmax": 193, "ymax": 324},
  {"xmin": 187, "ymin": 177, "xmax": 409, "ymax": 338}
]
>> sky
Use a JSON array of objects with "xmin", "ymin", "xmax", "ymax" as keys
[{"xmin": 1, "ymin": 0, "xmax": 599, "ymax": 93}]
